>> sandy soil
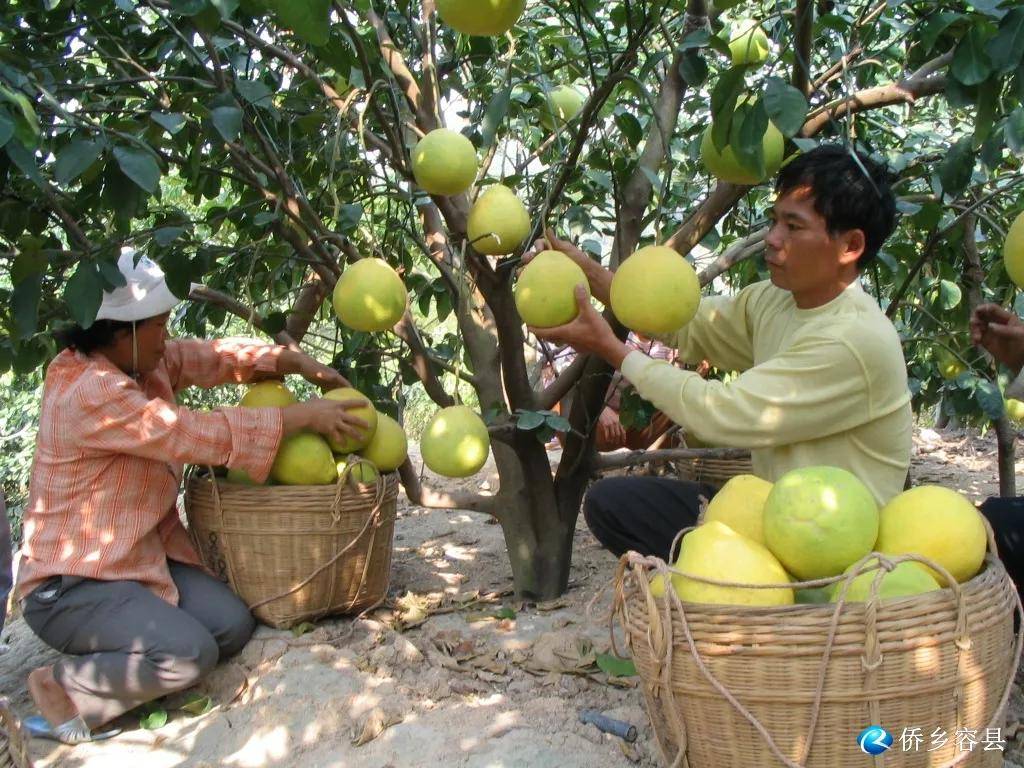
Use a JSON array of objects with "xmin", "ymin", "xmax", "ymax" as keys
[{"xmin": 2, "ymin": 428, "xmax": 1023, "ymax": 768}]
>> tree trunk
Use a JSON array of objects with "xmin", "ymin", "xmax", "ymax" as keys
[{"xmin": 995, "ymin": 419, "xmax": 1017, "ymax": 498}]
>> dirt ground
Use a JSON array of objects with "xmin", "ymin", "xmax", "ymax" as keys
[{"xmin": 2, "ymin": 428, "xmax": 1024, "ymax": 768}]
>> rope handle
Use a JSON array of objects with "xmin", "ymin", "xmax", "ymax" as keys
[{"xmin": 610, "ymin": 518, "xmax": 1023, "ymax": 768}]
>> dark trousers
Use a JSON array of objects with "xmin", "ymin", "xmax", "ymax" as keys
[
  {"xmin": 583, "ymin": 476, "xmax": 720, "ymax": 562},
  {"xmin": 1, "ymin": 500, "xmax": 10, "ymax": 632},
  {"xmin": 980, "ymin": 497, "xmax": 1024, "ymax": 597},
  {"xmin": 23, "ymin": 562, "xmax": 254, "ymax": 729}
]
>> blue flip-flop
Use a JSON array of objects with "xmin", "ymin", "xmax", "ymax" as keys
[{"xmin": 23, "ymin": 715, "xmax": 121, "ymax": 745}]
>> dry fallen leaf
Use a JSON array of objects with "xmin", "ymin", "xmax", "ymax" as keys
[{"xmin": 350, "ymin": 707, "xmax": 403, "ymax": 747}]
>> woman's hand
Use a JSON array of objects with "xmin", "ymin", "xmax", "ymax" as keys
[{"xmin": 282, "ymin": 399, "xmax": 370, "ymax": 446}]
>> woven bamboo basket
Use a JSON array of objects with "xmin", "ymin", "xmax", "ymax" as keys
[
  {"xmin": 0, "ymin": 698, "xmax": 32, "ymax": 768},
  {"xmin": 613, "ymin": 524, "xmax": 1022, "ymax": 768},
  {"xmin": 672, "ymin": 452, "xmax": 754, "ymax": 485},
  {"xmin": 184, "ymin": 461, "xmax": 398, "ymax": 629}
]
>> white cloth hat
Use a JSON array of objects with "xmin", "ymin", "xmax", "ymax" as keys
[{"xmin": 95, "ymin": 248, "xmax": 194, "ymax": 322}]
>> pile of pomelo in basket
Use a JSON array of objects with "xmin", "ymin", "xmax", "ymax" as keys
[{"xmin": 649, "ymin": 466, "xmax": 989, "ymax": 606}]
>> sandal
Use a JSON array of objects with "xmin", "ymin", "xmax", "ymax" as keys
[{"xmin": 23, "ymin": 715, "xmax": 120, "ymax": 745}]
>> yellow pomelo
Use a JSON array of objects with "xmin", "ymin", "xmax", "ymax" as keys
[
  {"xmin": 467, "ymin": 185, "xmax": 531, "ymax": 256},
  {"xmin": 727, "ymin": 19, "xmax": 770, "ymax": 66},
  {"xmin": 610, "ymin": 245, "xmax": 701, "ymax": 336},
  {"xmin": 239, "ymin": 381, "xmax": 296, "ymax": 408},
  {"xmin": 540, "ymin": 86, "xmax": 585, "ymax": 130},
  {"xmin": 703, "ymin": 474, "xmax": 774, "ymax": 545},
  {"xmin": 831, "ymin": 558, "xmax": 941, "ymax": 603},
  {"xmin": 935, "ymin": 348, "xmax": 966, "ymax": 380},
  {"xmin": 649, "ymin": 521, "xmax": 793, "ymax": 606},
  {"xmin": 359, "ymin": 412, "xmax": 409, "ymax": 471},
  {"xmin": 436, "ymin": 0, "xmax": 526, "ymax": 36},
  {"xmin": 336, "ymin": 457, "xmax": 379, "ymax": 485},
  {"xmin": 700, "ymin": 117, "xmax": 784, "ymax": 186},
  {"xmin": 323, "ymin": 387, "xmax": 378, "ymax": 454},
  {"xmin": 332, "ymin": 258, "xmax": 408, "ymax": 332},
  {"xmin": 412, "ymin": 128, "xmax": 478, "ymax": 196},
  {"xmin": 271, "ymin": 432, "xmax": 337, "ymax": 485},
  {"xmin": 1006, "ymin": 398, "xmax": 1024, "ymax": 423},
  {"xmin": 876, "ymin": 485, "xmax": 987, "ymax": 584},
  {"xmin": 421, "ymin": 405, "xmax": 491, "ymax": 478},
  {"xmin": 763, "ymin": 466, "xmax": 879, "ymax": 580},
  {"xmin": 514, "ymin": 250, "xmax": 591, "ymax": 327},
  {"xmin": 1003, "ymin": 210, "xmax": 1024, "ymax": 289},
  {"xmin": 226, "ymin": 467, "xmax": 260, "ymax": 485}
]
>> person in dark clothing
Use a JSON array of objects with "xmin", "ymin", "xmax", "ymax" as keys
[
  {"xmin": 1, "ymin": 492, "xmax": 11, "ymax": 631},
  {"xmin": 971, "ymin": 302, "xmax": 1024, "ymax": 595}
]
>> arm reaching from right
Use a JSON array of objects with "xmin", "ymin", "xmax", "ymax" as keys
[
  {"xmin": 522, "ymin": 228, "xmax": 614, "ymax": 306},
  {"xmin": 971, "ymin": 303, "xmax": 1024, "ymax": 374}
]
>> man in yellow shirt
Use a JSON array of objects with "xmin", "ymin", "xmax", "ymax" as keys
[{"xmin": 530, "ymin": 145, "xmax": 913, "ymax": 560}]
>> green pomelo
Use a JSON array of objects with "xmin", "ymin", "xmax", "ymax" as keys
[
  {"xmin": 1004, "ymin": 210, "xmax": 1024, "ymax": 289},
  {"xmin": 358, "ymin": 412, "xmax": 409, "ymax": 472},
  {"xmin": 467, "ymin": 185, "xmax": 531, "ymax": 256},
  {"xmin": 239, "ymin": 381, "xmax": 296, "ymax": 408},
  {"xmin": 514, "ymin": 250, "xmax": 591, "ymax": 328},
  {"xmin": 332, "ymin": 258, "xmax": 408, "ymax": 332},
  {"xmin": 727, "ymin": 19, "xmax": 770, "ymax": 67},
  {"xmin": 610, "ymin": 245, "xmax": 701, "ymax": 336},
  {"xmin": 436, "ymin": 0, "xmax": 526, "ymax": 36},
  {"xmin": 831, "ymin": 558, "xmax": 941, "ymax": 603},
  {"xmin": 271, "ymin": 432, "xmax": 337, "ymax": 485},
  {"xmin": 323, "ymin": 387, "xmax": 378, "ymax": 454},
  {"xmin": 540, "ymin": 85, "xmax": 585, "ymax": 130},
  {"xmin": 421, "ymin": 405, "xmax": 491, "ymax": 478},
  {"xmin": 702, "ymin": 474, "xmax": 774, "ymax": 545},
  {"xmin": 412, "ymin": 128, "xmax": 478, "ymax": 196},
  {"xmin": 700, "ymin": 117, "xmax": 784, "ymax": 186}
]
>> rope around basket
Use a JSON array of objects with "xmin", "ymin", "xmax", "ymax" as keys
[
  {"xmin": 610, "ymin": 527, "xmax": 1024, "ymax": 768},
  {"xmin": 204, "ymin": 458, "xmax": 389, "ymax": 614}
]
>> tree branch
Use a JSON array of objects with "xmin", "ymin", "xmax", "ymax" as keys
[
  {"xmin": 189, "ymin": 285, "xmax": 300, "ymax": 349},
  {"xmin": 392, "ymin": 309, "xmax": 457, "ymax": 406},
  {"xmin": 285, "ymin": 271, "xmax": 328, "ymax": 343},
  {"xmin": 398, "ymin": 459, "xmax": 499, "ymax": 516},
  {"xmin": 792, "ymin": 0, "xmax": 814, "ymax": 96},
  {"xmin": 538, "ymin": 353, "xmax": 590, "ymax": 411},
  {"xmin": 696, "ymin": 227, "xmax": 767, "ymax": 287},
  {"xmin": 663, "ymin": 183, "xmax": 747, "ymax": 256}
]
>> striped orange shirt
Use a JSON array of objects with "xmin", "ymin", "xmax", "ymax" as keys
[{"xmin": 16, "ymin": 338, "xmax": 286, "ymax": 605}]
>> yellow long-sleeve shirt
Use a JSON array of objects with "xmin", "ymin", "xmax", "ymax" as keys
[{"xmin": 620, "ymin": 279, "xmax": 913, "ymax": 505}]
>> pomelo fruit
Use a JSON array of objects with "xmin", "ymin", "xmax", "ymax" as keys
[
  {"xmin": 1006, "ymin": 398, "xmax": 1024, "ymax": 424},
  {"xmin": 226, "ymin": 467, "xmax": 260, "ymax": 485},
  {"xmin": 831, "ymin": 558, "xmax": 941, "ymax": 603},
  {"xmin": 333, "ymin": 258, "xmax": 408, "ymax": 332},
  {"xmin": 540, "ymin": 85, "xmax": 585, "ymax": 130},
  {"xmin": 467, "ymin": 185, "xmax": 531, "ymax": 256},
  {"xmin": 514, "ymin": 250, "xmax": 590, "ymax": 327},
  {"xmin": 1004, "ymin": 210, "xmax": 1024, "ymax": 289},
  {"xmin": 359, "ymin": 412, "xmax": 409, "ymax": 471},
  {"xmin": 336, "ymin": 457, "xmax": 379, "ymax": 485},
  {"xmin": 762, "ymin": 466, "xmax": 879, "ymax": 580},
  {"xmin": 794, "ymin": 586, "xmax": 832, "ymax": 605},
  {"xmin": 412, "ymin": 128, "xmax": 478, "ymax": 196},
  {"xmin": 271, "ymin": 432, "xmax": 337, "ymax": 485},
  {"xmin": 935, "ymin": 348, "xmax": 966, "ymax": 380},
  {"xmin": 610, "ymin": 245, "xmax": 701, "ymax": 336},
  {"xmin": 727, "ymin": 19, "xmax": 769, "ymax": 67},
  {"xmin": 323, "ymin": 387, "xmax": 378, "ymax": 454},
  {"xmin": 421, "ymin": 405, "xmax": 491, "ymax": 478},
  {"xmin": 876, "ymin": 485, "xmax": 987, "ymax": 584},
  {"xmin": 649, "ymin": 521, "xmax": 793, "ymax": 606},
  {"xmin": 700, "ymin": 112, "xmax": 784, "ymax": 186},
  {"xmin": 702, "ymin": 474, "xmax": 773, "ymax": 545},
  {"xmin": 436, "ymin": 0, "xmax": 526, "ymax": 36},
  {"xmin": 239, "ymin": 380, "xmax": 296, "ymax": 408}
]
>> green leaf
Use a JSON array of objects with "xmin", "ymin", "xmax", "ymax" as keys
[
  {"xmin": 172, "ymin": 0, "xmax": 206, "ymax": 13},
  {"xmin": 210, "ymin": 105, "xmax": 242, "ymax": 142},
  {"xmin": 710, "ymin": 66, "xmax": 746, "ymax": 130},
  {"xmin": 938, "ymin": 279, "xmax": 962, "ymax": 310},
  {"xmin": 732, "ymin": 99, "xmax": 768, "ymax": 179},
  {"xmin": 179, "ymin": 694, "xmax": 213, "ymax": 716},
  {"xmin": 113, "ymin": 146, "xmax": 161, "ymax": 194},
  {"xmin": 516, "ymin": 410, "xmax": 546, "ymax": 430},
  {"xmin": 976, "ymin": 380, "xmax": 1005, "ymax": 421},
  {"xmin": 154, "ymin": 226, "xmax": 186, "ymax": 246},
  {"xmin": 763, "ymin": 77, "xmax": 808, "ymax": 138},
  {"xmin": 210, "ymin": 0, "xmax": 239, "ymax": 18},
  {"xmin": 492, "ymin": 606, "xmax": 516, "ymax": 620},
  {"xmin": 97, "ymin": 258, "xmax": 128, "ymax": 289},
  {"xmin": 919, "ymin": 12, "xmax": 959, "ymax": 54},
  {"xmin": 481, "ymin": 86, "xmax": 511, "ymax": 150},
  {"xmin": 11, "ymin": 273, "xmax": 42, "ymax": 339},
  {"xmin": 677, "ymin": 28, "xmax": 710, "ymax": 52},
  {"xmin": 1007, "ymin": 107, "xmax": 1024, "ymax": 156},
  {"xmin": 337, "ymin": 203, "xmax": 363, "ymax": 234},
  {"xmin": 64, "ymin": 262, "xmax": 105, "ymax": 329},
  {"xmin": 0, "ymin": 86, "xmax": 41, "ymax": 148},
  {"xmin": 679, "ymin": 51, "xmax": 709, "ymax": 88},
  {"xmin": 271, "ymin": 0, "xmax": 331, "ymax": 46},
  {"xmin": 937, "ymin": 137, "xmax": 974, "ymax": 197},
  {"xmin": 6, "ymin": 142, "xmax": 43, "ymax": 186},
  {"xmin": 595, "ymin": 652, "xmax": 637, "ymax": 677},
  {"xmin": 291, "ymin": 621, "xmax": 316, "ymax": 637},
  {"xmin": 614, "ymin": 112, "xmax": 643, "ymax": 147},
  {"xmin": 151, "ymin": 112, "xmax": 186, "ymax": 134},
  {"xmin": 952, "ymin": 25, "xmax": 994, "ymax": 86},
  {"xmin": 140, "ymin": 709, "xmax": 168, "ymax": 730},
  {"xmin": 544, "ymin": 414, "xmax": 571, "ymax": 432},
  {"xmin": 236, "ymin": 79, "xmax": 273, "ymax": 106},
  {"xmin": 0, "ymin": 109, "xmax": 13, "ymax": 149},
  {"xmin": 988, "ymin": 8, "xmax": 1024, "ymax": 72},
  {"xmin": 55, "ymin": 140, "xmax": 104, "ymax": 186}
]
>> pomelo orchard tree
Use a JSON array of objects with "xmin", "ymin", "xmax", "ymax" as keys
[{"xmin": 2, "ymin": 0, "xmax": 1024, "ymax": 599}]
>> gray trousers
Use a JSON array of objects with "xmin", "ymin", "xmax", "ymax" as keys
[{"xmin": 22, "ymin": 562, "xmax": 254, "ymax": 728}]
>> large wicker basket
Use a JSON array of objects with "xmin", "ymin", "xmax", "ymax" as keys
[
  {"xmin": 614, "ymin": 531, "xmax": 1021, "ymax": 768},
  {"xmin": 0, "ymin": 698, "xmax": 32, "ymax": 768},
  {"xmin": 184, "ymin": 465, "xmax": 398, "ymax": 629},
  {"xmin": 672, "ymin": 451, "xmax": 754, "ymax": 485}
]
